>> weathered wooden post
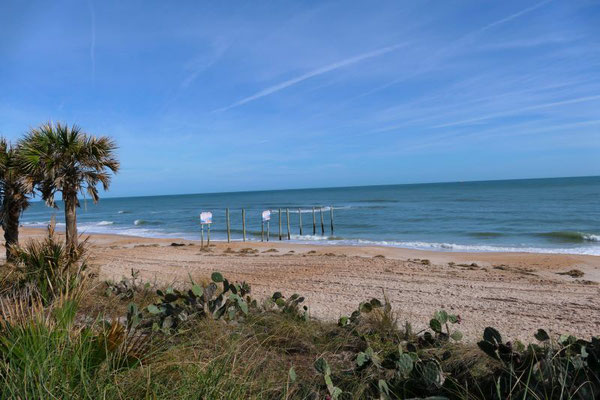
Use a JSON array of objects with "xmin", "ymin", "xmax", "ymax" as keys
[
  {"xmin": 207, "ymin": 224, "xmax": 211, "ymax": 246},
  {"xmin": 261, "ymin": 220, "xmax": 264, "ymax": 242},
  {"xmin": 286, "ymin": 208, "xmax": 291, "ymax": 240},
  {"xmin": 330, "ymin": 205, "xmax": 334, "ymax": 234},
  {"xmin": 201, "ymin": 224, "xmax": 204, "ymax": 249},
  {"xmin": 278, "ymin": 208, "xmax": 282, "ymax": 240},
  {"xmin": 320, "ymin": 207, "xmax": 325, "ymax": 235},
  {"xmin": 312, "ymin": 207, "xmax": 316, "ymax": 235},
  {"xmin": 298, "ymin": 208, "xmax": 303, "ymax": 235},
  {"xmin": 242, "ymin": 209, "xmax": 246, "ymax": 242},
  {"xmin": 267, "ymin": 220, "xmax": 270, "ymax": 241}
]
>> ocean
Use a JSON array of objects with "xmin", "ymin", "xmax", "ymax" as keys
[{"xmin": 20, "ymin": 176, "xmax": 600, "ymax": 255}]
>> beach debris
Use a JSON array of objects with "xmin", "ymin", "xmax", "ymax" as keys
[
  {"xmin": 170, "ymin": 242, "xmax": 185, "ymax": 247},
  {"xmin": 238, "ymin": 247, "xmax": 259, "ymax": 254},
  {"xmin": 557, "ymin": 269, "xmax": 585, "ymax": 278},
  {"xmin": 262, "ymin": 248, "xmax": 278, "ymax": 253},
  {"xmin": 374, "ymin": 254, "xmax": 385, "ymax": 259},
  {"xmin": 408, "ymin": 258, "xmax": 431, "ymax": 265},
  {"xmin": 575, "ymin": 279, "xmax": 597, "ymax": 285},
  {"xmin": 457, "ymin": 262, "xmax": 479, "ymax": 270}
]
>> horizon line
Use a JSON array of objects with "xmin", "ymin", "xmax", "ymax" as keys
[{"xmin": 28, "ymin": 174, "xmax": 600, "ymax": 203}]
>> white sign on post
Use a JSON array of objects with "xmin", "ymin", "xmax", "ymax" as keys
[
  {"xmin": 200, "ymin": 211, "xmax": 213, "ymax": 225},
  {"xmin": 262, "ymin": 210, "xmax": 271, "ymax": 222}
]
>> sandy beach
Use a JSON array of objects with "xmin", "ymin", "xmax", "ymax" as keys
[{"xmin": 11, "ymin": 227, "xmax": 600, "ymax": 343}]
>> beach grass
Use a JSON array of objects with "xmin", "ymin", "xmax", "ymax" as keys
[{"xmin": 0, "ymin": 233, "xmax": 598, "ymax": 399}]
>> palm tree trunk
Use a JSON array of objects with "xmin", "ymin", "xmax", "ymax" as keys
[
  {"xmin": 3, "ymin": 205, "xmax": 20, "ymax": 262},
  {"xmin": 64, "ymin": 193, "xmax": 78, "ymax": 252}
]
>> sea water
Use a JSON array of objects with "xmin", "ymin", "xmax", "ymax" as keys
[{"xmin": 20, "ymin": 176, "xmax": 600, "ymax": 255}]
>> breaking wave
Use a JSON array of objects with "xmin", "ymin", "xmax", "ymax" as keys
[{"xmin": 538, "ymin": 231, "xmax": 600, "ymax": 243}]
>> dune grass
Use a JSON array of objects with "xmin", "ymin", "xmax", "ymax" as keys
[{"xmin": 0, "ymin": 232, "xmax": 598, "ymax": 399}]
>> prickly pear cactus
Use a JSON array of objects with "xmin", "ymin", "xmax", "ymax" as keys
[
  {"xmin": 396, "ymin": 353, "xmax": 414, "ymax": 377},
  {"xmin": 144, "ymin": 271, "xmax": 253, "ymax": 332},
  {"xmin": 417, "ymin": 359, "xmax": 445, "ymax": 390}
]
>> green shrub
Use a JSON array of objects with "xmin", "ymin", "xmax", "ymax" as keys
[
  {"xmin": 0, "ymin": 294, "xmax": 153, "ymax": 399},
  {"xmin": 10, "ymin": 223, "xmax": 87, "ymax": 304},
  {"xmin": 1, "ymin": 268, "xmax": 597, "ymax": 400}
]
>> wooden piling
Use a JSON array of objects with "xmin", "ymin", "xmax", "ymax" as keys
[
  {"xmin": 278, "ymin": 208, "xmax": 282, "ymax": 240},
  {"xmin": 286, "ymin": 208, "xmax": 291, "ymax": 240},
  {"xmin": 242, "ymin": 209, "xmax": 246, "ymax": 242},
  {"xmin": 267, "ymin": 221, "xmax": 270, "ymax": 241},
  {"xmin": 312, "ymin": 207, "xmax": 316, "ymax": 235},
  {"xmin": 226, "ymin": 208, "xmax": 231, "ymax": 243},
  {"xmin": 261, "ymin": 221, "xmax": 264, "ymax": 242},
  {"xmin": 298, "ymin": 208, "xmax": 303, "ymax": 235},
  {"xmin": 201, "ymin": 225, "xmax": 204, "ymax": 248},
  {"xmin": 207, "ymin": 224, "xmax": 211, "ymax": 246},
  {"xmin": 330, "ymin": 205, "xmax": 334, "ymax": 234},
  {"xmin": 320, "ymin": 207, "xmax": 325, "ymax": 235}
]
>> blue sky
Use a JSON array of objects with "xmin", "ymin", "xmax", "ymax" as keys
[{"xmin": 1, "ymin": 0, "xmax": 599, "ymax": 197}]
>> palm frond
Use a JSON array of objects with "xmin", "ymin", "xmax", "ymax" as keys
[{"xmin": 19, "ymin": 121, "xmax": 120, "ymax": 205}]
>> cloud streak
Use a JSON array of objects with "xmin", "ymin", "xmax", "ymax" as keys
[
  {"xmin": 433, "ymin": 94, "xmax": 600, "ymax": 128},
  {"xmin": 214, "ymin": 43, "xmax": 407, "ymax": 112},
  {"xmin": 476, "ymin": 0, "xmax": 552, "ymax": 34},
  {"xmin": 87, "ymin": 0, "xmax": 96, "ymax": 84},
  {"xmin": 349, "ymin": 0, "xmax": 553, "ymax": 103}
]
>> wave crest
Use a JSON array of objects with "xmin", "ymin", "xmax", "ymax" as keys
[
  {"xmin": 134, "ymin": 219, "xmax": 163, "ymax": 226},
  {"xmin": 538, "ymin": 231, "xmax": 600, "ymax": 243}
]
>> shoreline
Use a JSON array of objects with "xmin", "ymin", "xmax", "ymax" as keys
[
  {"xmin": 21, "ymin": 223, "xmax": 600, "ymax": 257},
  {"xmin": 11, "ymin": 227, "xmax": 600, "ymax": 342}
]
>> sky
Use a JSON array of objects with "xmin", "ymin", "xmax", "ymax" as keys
[{"xmin": 1, "ymin": 0, "xmax": 599, "ymax": 197}]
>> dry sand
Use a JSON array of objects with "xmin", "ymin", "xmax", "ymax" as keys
[{"xmin": 13, "ymin": 227, "xmax": 600, "ymax": 343}]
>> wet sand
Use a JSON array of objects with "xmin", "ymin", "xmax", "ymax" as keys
[{"xmin": 13, "ymin": 227, "xmax": 600, "ymax": 342}]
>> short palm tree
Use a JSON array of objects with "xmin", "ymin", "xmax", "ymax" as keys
[
  {"xmin": 19, "ymin": 122, "xmax": 119, "ymax": 252},
  {"xmin": 0, "ymin": 138, "xmax": 32, "ymax": 261}
]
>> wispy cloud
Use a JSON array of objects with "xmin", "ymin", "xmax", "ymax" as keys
[
  {"xmin": 160, "ymin": 42, "xmax": 229, "ymax": 113},
  {"xmin": 214, "ymin": 43, "xmax": 407, "ymax": 112},
  {"xmin": 350, "ymin": 0, "xmax": 554, "ymax": 103},
  {"xmin": 181, "ymin": 42, "xmax": 229, "ymax": 89},
  {"xmin": 433, "ymin": 94, "xmax": 600, "ymax": 128},
  {"xmin": 87, "ymin": 0, "xmax": 96, "ymax": 84},
  {"xmin": 475, "ymin": 0, "xmax": 552, "ymax": 35}
]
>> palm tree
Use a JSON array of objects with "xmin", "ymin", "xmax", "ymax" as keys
[
  {"xmin": 0, "ymin": 138, "xmax": 32, "ymax": 261},
  {"xmin": 19, "ymin": 122, "xmax": 119, "ymax": 252}
]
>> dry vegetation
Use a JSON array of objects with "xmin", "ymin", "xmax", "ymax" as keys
[{"xmin": 0, "ymin": 231, "xmax": 599, "ymax": 399}]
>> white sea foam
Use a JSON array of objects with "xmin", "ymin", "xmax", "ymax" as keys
[
  {"xmin": 283, "ymin": 235, "xmax": 600, "ymax": 256},
  {"xmin": 271, "ymin": 206, "xmax": 351, "ymax": 214},
  {"xmin": 347, "ymin": 239, "xmax": 600, "ymax": 256},
  {"xmin": 20, "ymin": 219, "xmax": 600, "ymax": 256}
]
